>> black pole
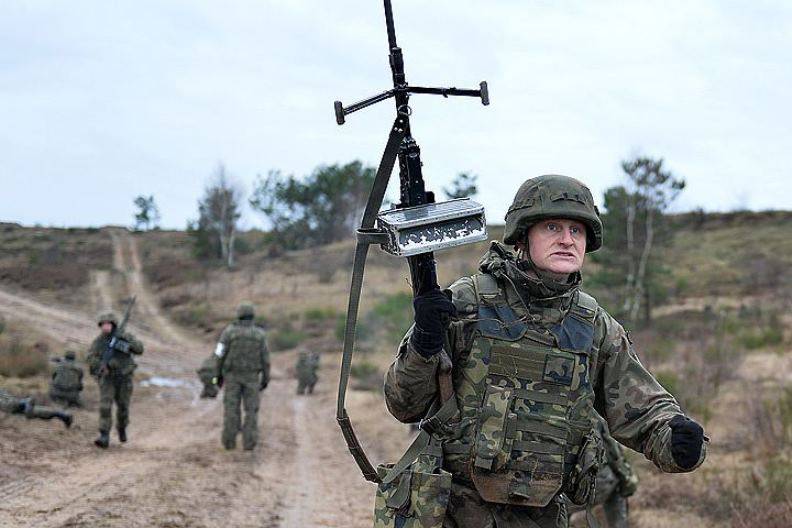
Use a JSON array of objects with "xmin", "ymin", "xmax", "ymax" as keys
[{"xmin": 383, "ymin": 0, "xmax": 439, "ymax": 297}]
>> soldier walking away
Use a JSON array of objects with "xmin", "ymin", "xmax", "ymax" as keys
[
  {"xmin": 215, "ymin": 303, "xmax": 269, "ymax": 450},
  {"xmin": 569, "ymin": 416, "xmax": 638, "ymax": 528},
  {"xmin": 383, "ymin": 175, "xmax": 707, "ymax": 527},
  {"xmin": 87, "ymin": 310, "xmax": 144, "ymax": 448},
  {"xmin": 296, "ymin": 350, "xmax": 320, "ymax": 395},
  {"xmin": 49, "ymin": 350, "xmax": 84, "ymax": 407},
  {"xmin": 1, "ymin": 388, "xmax": 72, "ymax": 427}
]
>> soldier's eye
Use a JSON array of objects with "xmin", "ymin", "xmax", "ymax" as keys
[{"xmin": 547, "ymin": 222, "xmax": 559, "ymax": 231}]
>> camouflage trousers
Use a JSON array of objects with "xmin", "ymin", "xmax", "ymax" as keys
[
  {"xmin": 98, "ymin": 374, "xmax": 133, "ymax": 433},
  {"xmin": 443, "ymin": 480, "xmax": 568, "ymax": 528},
  {"xmin": 50, "ymin": 388, "xmax": 83, "ymax": 408},
  {"xmin": 222, "ymin": 375, "xmax": 261, "ymax": 450},
  {"xmin": 569, "ymin": 466, "xmax": 629, "ymax": 528},
  {"xmin": 297, "ymin": 377, "xmax": 316, "ymax": 395}
]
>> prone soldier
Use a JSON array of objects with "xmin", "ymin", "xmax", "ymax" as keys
[
  {"xmin": 49, "ymin": 350, "xmax": 84, "ymax": 407},
  {"xmin": 1, "ymin": 388, "xmax": 72, "ymax": 428},
  {"xmin": 87, "ymin": 310, "xmax": 144, "ymax": 448},
  {"xmin": 383, "ymin": 175, "xmax": 707, "ymax": 527},
  {"xmin": 215, "ymin": 303, "xmax": 269, "ymax": 450}
]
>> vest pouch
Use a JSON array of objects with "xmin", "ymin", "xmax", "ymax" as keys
[
  {"xmin": 373, "ymin": 463, "xmax": 452, "ymax": 528},
  {"xmin": 565, "ymin": 428, "xmax": 604, "ymax": 506},
  {"xmin": 474, "ymin": 385, "xmax": 514, "ymax": 471}
]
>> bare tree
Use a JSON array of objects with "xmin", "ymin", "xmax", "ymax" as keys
[
  {"xmin": 621, "ymin": 157, "xmax": 685, "ymax": 322},
  {"xmin": 197, "ymin": 163, "xmax": 242, "ymax": 268}
]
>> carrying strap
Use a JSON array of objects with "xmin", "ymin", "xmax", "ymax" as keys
[{"xmin": 337, "ymin": 117, "xmax": 407, "ymax": 483}]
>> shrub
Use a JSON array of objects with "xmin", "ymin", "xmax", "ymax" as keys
[
  {"xmin": 350, "ymin": 360, "xmax": 382, "ymax": 391},
  {"xmin": 269, "ymin": 325, "xmax": 306, "ymax": 351},
  {"xmin": 0, "ymin": 335, "xmax": 49, "ymax": 378},
  {"xmin": 304, "ymin": 307, "xmax": 339, "ymax": 323}
]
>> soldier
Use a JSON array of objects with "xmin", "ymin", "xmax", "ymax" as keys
[
  {"xmin": 1, "ymin": 388, "xmax": 72, "ymax": 427},
  {"xmin": 215, "ymin": 303, "xmax": 269, "ymax": 450},
  {"xmin": 296, "ymin": 350, "xmax": 320, "ymax": 395},
  {"xmin": 197, "ymin": 353, "xmax": 221, "ymax": 399},
  {"xmin": 383, "ymin": 175, "xmax": 707, "ymax": 527},
  {"xmin": 49, "ymin": 350, "xmax": 84, "ymax": 407},
  {"xmin": 87, "ymin": 311, "xmax": 144, "ymax": 448},
  {"xmin": 569, "ymin": 416, "xmax": 638, "ymax": 528}
]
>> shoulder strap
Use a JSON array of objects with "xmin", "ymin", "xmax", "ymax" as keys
[{"xmin": 572, "ymin": 291, "xmax": 598, "ymax": 322}]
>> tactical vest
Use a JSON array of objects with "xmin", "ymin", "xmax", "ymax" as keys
[
  {"xmin": 442, "ymin": 273, "xmax": 600, "ymax": 508},
  {"xmin": 53, "ymin": 363, "xmax": 82, "ymax": 391},
  {"xmin": 222, "ymin": 323, "xmax": 266, "ymax": 375}
]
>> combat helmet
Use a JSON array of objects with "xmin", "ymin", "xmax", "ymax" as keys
[
  {"xmin": 503, "ymin": 174, "xmax": 603, "ymax": 252},
  {"xmin": 96, "ymin": 311, "xmax": 118, "ymax": 327},
  {"xmin": 237, "ymin": 302, "xmax": 255, "ymax": 320}
]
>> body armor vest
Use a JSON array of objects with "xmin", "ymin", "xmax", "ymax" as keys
[
  {"xmin": 222, "ymin": 323, "xmax": 266, "ymax": 375},
  {"xmin": 53, "ymin": 363, "xmax": 82, "ymax": 391},
  {"xmin": 442, "ymin": 273, "xmax": 600, "ymax": 507}
]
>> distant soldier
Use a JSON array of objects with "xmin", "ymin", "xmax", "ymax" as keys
[
  {"xmin": 87, "ymin": 311, "xmax": 144, "ymax": 448},
  {"xmin": 569, "ymin": 416, "xmax": 638, "ymax": 528},
  {"xmin": 1, "ymin": 388, "xmax": 72, "ymax": 427},
  {"xmin": 295, "ymin": 350, "xmax": 320, "ymax": 395},
  {"xmin": 49, "ymin": 350, "xmax": 84, "ymax": 407},
  {"xmin": 197, "ymin": 353, "xmax": 221, "ymax": 399},
  {"xmin": 215, "ymin": 303, "xmax": 269, "ymax": 450}
]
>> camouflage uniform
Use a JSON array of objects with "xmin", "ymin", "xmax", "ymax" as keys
[
  {"xmin": 217, "ymin": 303, "xmax": 269, "ymax": 450},
  {"xmin": 568, "ymin": 416, "xmax": 637, "ymax": 528},
  {"xmin": 383, "ymin": 176, "xmax": 706, "ymax": 528},
  {"xmin": 296, "ymin": 351, "xmax": 320, "ymax": 395},
  {"xmin": 197, "ymin": 354, "xmax": 221, "ymax": 399},
  {"xmin": 87, "ymin": 312, "xmax": 144, "ymax": 444},
  {"xmin": 0, "ymin": 389, "xmax": 72, "ymax": 427},
  {"xmin": 49, "ymin": 351, "xmax": 84, "ymax": 407}
]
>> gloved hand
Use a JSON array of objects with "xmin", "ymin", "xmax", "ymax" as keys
[
  {"xmin": 259, "ymin": 377, "xmax": 269, "ymax": 392},
  {"xmin": 669, "ymin": 415, "xmax": 705, "ymax": 469},
  {"xmin": 113, "ymin": 339, "xmax": 131, "ymax": 353},
  {"xmin": 409, "ymin": 289, "xmax": 457, "ymax": 358}
]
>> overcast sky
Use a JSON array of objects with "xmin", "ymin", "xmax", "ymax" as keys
[{"xmin": 2, "ymin": 1, "xmax": 791, "ymax": 229}]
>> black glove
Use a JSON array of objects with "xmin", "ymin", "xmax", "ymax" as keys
[
  {"xmin": 259, "ymin": 378, "xmax": 269, "ymax": 391},
  {"xmin": 669, "ymin": 415, "xmax": 704, "ymax": 469},
  {"xmin": 113, "ymin": 339, "xmax": 131, "ymax": 353},
  {"xmin": 409, "ymin": 289, "xmax": 457, "ymax": 358}
]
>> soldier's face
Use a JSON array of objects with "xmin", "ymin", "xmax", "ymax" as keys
[
  {"xmin": 100, "ymin": 322, "xmax": 114, "ymax": 335},
  {"xmin": 524, "ymin": 219, "xmax": 587, "ymax": 275}
]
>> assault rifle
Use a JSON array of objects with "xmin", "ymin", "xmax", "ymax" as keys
[
  {"xmin": 98, "ymin": 296, "xmax": 136, "ymax": 377},
  {"xmin": 334, "ymin": 0, "xmax": 490, "ymax": 483}
]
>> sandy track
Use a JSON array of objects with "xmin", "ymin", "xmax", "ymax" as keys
[{"xmin": 0, "ymin": 228, "xmax": 381, "ymax": 527}]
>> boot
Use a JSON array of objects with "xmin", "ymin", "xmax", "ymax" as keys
[
  {"xmin": 94, "ymin": 430, "xmax": 110, "ymax": 448},
  {"xmin": 118, "ymin": 427, "xmax": 127, "ymax": 443},
  {"xmin": 57, "ymin": 411, "xmax": 73, "ymax": 428}
]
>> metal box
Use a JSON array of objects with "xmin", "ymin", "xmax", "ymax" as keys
[{"xmin": 376, "ymin": 198, "xmax": 488, "ymax": 257}]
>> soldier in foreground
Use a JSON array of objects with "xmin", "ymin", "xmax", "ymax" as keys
[
  {"xmin": 215, "ymin": 303, "xmax": 269, "ymax": 450},
  {"xmin": 49, "ymin": 350, "xmax": 84, "ymax": 407},
  {"xmin": 296, "ymin": 350, "xmax": 319, "ymax": 395},
  {"xmin": 87, "ymin": 311, "xmax": 144, "ymax": 448},
  {"xmin": 1, "ymin": 388, "xmax": 72, "ymax": 427},
  {"xmin": 569, "ymin": 416, "xmax": 638, "ymax": 528},
  {"xmin": 384, "ymin": 175, "xmax": 706, "ymax": 527}
]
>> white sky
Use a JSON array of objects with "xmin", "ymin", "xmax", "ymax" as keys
[{"xmin": 1, "ymin": 1, "xmax": 791, "ymax": 228}]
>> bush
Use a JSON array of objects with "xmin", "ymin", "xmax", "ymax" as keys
[
  {"xmin": 0, "ymin": 335, "xmax": 49, "ymax": 378},
  {"xmin": 304, "ymin": 307, "xmax": 339, "ymax": 323},
  {"xmin": 269, "ymin": 324, "xmax": 306, "ymax": 351},
  {"xmin": 350, "ymin": 360, "xmax": 382, "ymax": 391}
]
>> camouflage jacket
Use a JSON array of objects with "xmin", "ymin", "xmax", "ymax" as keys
[
  {"xmin": 217, "ymin": 320, "xmax": 269, "ymax": 382},
  {"xmin": 87, "ymin": 331, "xmax": 144, "ymax": 377},
  {"xmin": 51, "ymin": 360, "xmax": 84, "ymax": 392},
  {"xmin": 384, "ymin": 243, "xmax": 706, "ymax": 475}
]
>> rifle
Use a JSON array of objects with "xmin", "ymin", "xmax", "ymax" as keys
[
  {"xmin": 98, "ymin": 296, "xmax": 136, "ymax": 377},
  {"xmin": 334, "ymin": 0, "xmax": 490, "ymax": 483}
]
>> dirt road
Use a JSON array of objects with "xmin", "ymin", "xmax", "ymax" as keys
[{"xmin": 0, "ymin": 230, "xmax": 383, "ymax": 527}]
